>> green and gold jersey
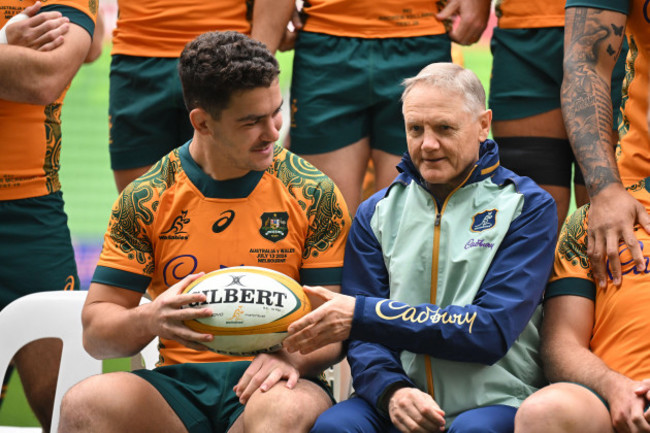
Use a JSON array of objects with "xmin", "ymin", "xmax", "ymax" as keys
[
  {"xmin": 93, "ymin": 142, "xmax": 351, "ymax": 366},
  {"xmin": 546, "ymin": 177, "xmax": 650, "ymax": 381},
  {"xmin": 111, "ymin": 0, "xmax": 251, "ymax": 58},
  {"xmin": 0, "ymin": 0, "xmax": 96, "ymax": 200},
  {"xmin": 494, "ymin": 0, "xmax": 565, "ymax": 29},
  {"xmin": 301, "ymin": 0, "xmax": 445, "ymax": 38}
]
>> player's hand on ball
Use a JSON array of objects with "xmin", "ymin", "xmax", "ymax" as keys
[
  {"xmin": 233, "ymin": 350, "xmax": 300, "ymax": 404},
  {"xmin": 145, "ymin": 272, "xmax": 214, "ymax": 351},
  {"xmin": 283, "ymin": 286, "xmax": 355, "ymax": 354}
]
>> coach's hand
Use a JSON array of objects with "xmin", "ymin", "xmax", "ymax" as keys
[
  {"xmin": 389, "ymin": 387, "xmax": 446, "ymax": 433},
  {"xmin": 436, "ymin": 0, "xmax": 491, "ymax": 45},
  {"xmin": 587, "ymin": 185, "xmax": 650, "ymax": 289},
  {"xmin": 283, "ymin": 286, "xmax": 355, "ymax": 355},
  {"xmin": 234, "ymin": 350, "xmax": 300, "ymax": 404}
]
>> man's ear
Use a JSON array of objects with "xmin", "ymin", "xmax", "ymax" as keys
[
  {"xmin": 478, "ymin": 109, "xmax": 492, "ymax": 142},
  {"xmin": 189, "ymin": 108, "xmax": 211, "ymax": 135}
]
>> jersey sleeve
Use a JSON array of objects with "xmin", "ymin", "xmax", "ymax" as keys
[
  {"xmin": 91, "ymin": 184, "xmax": 156, "ymax": 293},
  {"xmin": 545, "ymin": 205, "xmax": 597, "ymax": 300},
  {"xmin": 342, "ymin": 193, "xmax": 415, "ymax": 412},
  {"xmin": 299, "ymin": 177, "xmax": 351, "ymax": 286},
  {"xmin": 41, "ymin": 0, "xmax": 97, "ymax": 37},
  {"xmin": 565, "ymin": 0, "xmax": 629, "ymax": 14}
]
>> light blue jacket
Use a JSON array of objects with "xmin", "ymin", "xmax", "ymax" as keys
[{"xmin": 343, "ymin": 139, "xmax": 557, "ymax": 423}]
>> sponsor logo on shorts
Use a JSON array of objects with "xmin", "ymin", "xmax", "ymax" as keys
[
  {"xmin": 471, "ymin": 209, "xmax": 497, "ymax": 232},
  {"xmin": 160, "ymin": 210, "xmax": 190, "ymax": 240},
  {"xmin": 64, "ymin": 275, "xmax": 76, "ymax": 291},
  {"xmin": 259, "ymin": 212, "xmax": 289, "ymax": 242}
]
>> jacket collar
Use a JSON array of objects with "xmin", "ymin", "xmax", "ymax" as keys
[{"xmin": 395, "ymin": 139, "xmax": 501, "ymax": 193}]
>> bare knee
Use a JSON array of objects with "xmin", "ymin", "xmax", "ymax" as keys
[
  {"xmin": 515, "ymin": 384, "xmax": 611, "ymax": 433},
  {"xmin": 59, "ymin": 375, "xmax": 106, "ymax": 432},
  {"xmin": 243, "ymin": 380, "xmax": 331, "ymax": 433}
]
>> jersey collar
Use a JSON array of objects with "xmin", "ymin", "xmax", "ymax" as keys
[{"xmin": 179, "ymin": 141, "xmax": 265, "ymax": 199}]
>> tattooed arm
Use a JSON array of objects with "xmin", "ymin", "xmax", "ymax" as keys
[{"xmin": 561, "ymin": 7, "xmax": 650, "ymax": 289}]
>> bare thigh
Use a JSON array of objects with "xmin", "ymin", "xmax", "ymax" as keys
[
  {"xmin": 241, "ymin": 379, "xmax": 333, "ymax": 433},
  {"xmin": 493, "ymin": 109, "xmax": 576, "ymax": 229},
  {"xmin": 14, "ymin": 338, "xmax": 63, "ymax": 430},
  {"xmin": 59, "ymin": 371, "xmax": 187, "ymax": 433},
  {"xmin": 515, "ymin": 382, "xmax": 613, "ymax": 433},
  {"xmin": 371, "ymin": 148, "xmax": 402, "ymax": 192},
  {"xmin": 300, "ymin": 138, "xmax": 371, "ymax": 215},
  {"xmin": 113, "ymin": 165, "xmax": 152, "ymax": 193}
]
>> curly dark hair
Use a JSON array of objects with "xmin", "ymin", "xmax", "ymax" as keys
[{"xmin": 178, "ymin": 31, "xmax": 280, "ymax": 119}]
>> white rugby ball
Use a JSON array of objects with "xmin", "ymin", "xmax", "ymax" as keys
[{"xmin": 182, "ymin": 266, "xmax": 311, "ymax": 356}]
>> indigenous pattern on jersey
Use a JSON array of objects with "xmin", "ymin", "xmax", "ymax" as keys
[
  {"xmin": 111, "ymin": 0, "xmax": 251, "ymax": 57},
  {"xmin": 546, "ymin": 177, "xmax": 650, "ymax": 381},
  {"xmin": 0, "ymin": 0, "xmax": 96, "ymax": 200},
  {"xmin": 565, "ymin": 0, "xmax": 648, "ymax": 186},
  {"xmin": 301, "ymin": 0, "xmax": 445, "ymax": 38},
  {"xmin": 93, "ymin": 142, "xmax": 350, "ymax": 366},
  {"xmin": 494, "ymin": 0, "xmax": 565, "ymax": 29}
]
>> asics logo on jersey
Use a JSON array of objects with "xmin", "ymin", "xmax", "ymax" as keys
[
  {"xmin": 471, "ymin": 209, "xmax": 497, "ymax": 232},
  {"xmin": 213, "ymin": 210, "xmax": 235, "ymax": 233}
]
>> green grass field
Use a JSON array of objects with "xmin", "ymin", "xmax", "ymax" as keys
[{"xmin": 0, "ymin": 43, "xmax": 495, "ymax": 427}]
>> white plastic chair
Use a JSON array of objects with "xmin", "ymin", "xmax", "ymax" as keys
[{"xmin": 0, "ymin": 291, "xmax": 102, "ymax": 433}]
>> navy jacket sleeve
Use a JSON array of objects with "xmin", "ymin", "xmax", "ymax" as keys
[
  {"xmin": 346, "ymin": 181, "xmax": 557, "ymax": 370},
  {"xmin": 342, "ymin": 192, "xmax": 415, "ymax": 411}
]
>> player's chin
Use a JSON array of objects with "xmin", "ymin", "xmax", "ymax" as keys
[{"xmin": 251, "ymin": 144, "xmax": 275, "ymax": 169}]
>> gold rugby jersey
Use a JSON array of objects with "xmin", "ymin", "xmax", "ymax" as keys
[
  {"xmin": 93, "ymin": 142, "xmax": 351, "ymax": 366},
  {"xmin": 0, "ymin": 0, "xmax": 96, "ymax": 200},
  {"xmin": 494, "ymin": 0, "xmax": 565, "ymax": 29},
  {"xmin": 616, "ymin": 0, "xmax": 649, "ymax": 186},
  {"xmin": 546, "ymin": 178, "xmax": 650, "ymax": 381},
  {"xmin": 111, "ymin": 0, "xmax": 251, "ymax": 58},
  {"xmin": 301, "ymin": 0, "xmax": 445, "ymax": 38}
]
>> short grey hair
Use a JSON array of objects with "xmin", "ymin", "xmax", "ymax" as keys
[{"xmin": 402, "ymin": 63, "xmax": 486, "ymax": 115}]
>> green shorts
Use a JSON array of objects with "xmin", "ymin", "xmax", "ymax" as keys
[
  {"xmin": 571, "ymin": 382, "xmax": 649, "ymax": 412},
  {"xmin": 109, "ymin": 55, "xmax": 193, "ymax": 170},
  {"xmin": 0, "ymin": 191, "xmax": 78, "ymax": 309},
  {"xmin": 489, "ymin": 27, "xmax": 627, "ymax": 128},
  {"xmin": 131, "ymin": 361, "xmax": 334, "ymax": 433},
  {"xmin": 289, "ymin": 32, "xmax": 452, "ymax": 156}
]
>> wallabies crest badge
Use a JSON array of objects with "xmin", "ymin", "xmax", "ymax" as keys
[
  {"xmin": 471, "ymin": 209, "xmax": 497, "ymax": 232},
  {"xmin": 260, "ymin": 212, "xmax": 289, "ymax": 242}
]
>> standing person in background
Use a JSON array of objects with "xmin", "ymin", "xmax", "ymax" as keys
[
  {"xmin": 560, "ymin": 0, "xmax": 650, "ymax": 289},
  {"xmin": 0, "ymin": 1, "xmax": 96, "ymax": 430},
  {"xmin": 109, "ymin": 0, "xmax": 284, "ymax": 193},
  {"xmin": 489, "ymin": 0, "xmax": 628, "ymax": 232},
  {"xmin": 258, "ymin": 0, "xmax": 490, "ymax": 215},
  {"xmin": 511, "ymin": 3, "xmax": 650, "ymax": 433}
]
